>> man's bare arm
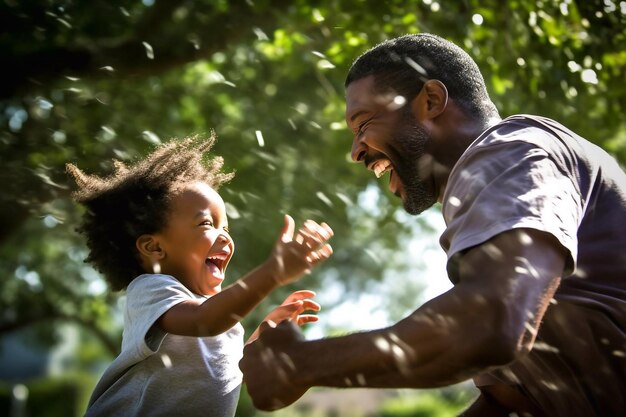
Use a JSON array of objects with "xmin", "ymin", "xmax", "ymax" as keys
[{"xmin": 241, "ymin": 228, "xmax": 567, "ymax": 410}]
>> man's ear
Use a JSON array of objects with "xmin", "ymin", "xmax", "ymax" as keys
[
  {"xmin": 412, "ymin": 79, "xmax": 448, "ymax": 120},
  {"xmin": 136, "ymin": 234, "xmax": 165, "ymax": 259}
]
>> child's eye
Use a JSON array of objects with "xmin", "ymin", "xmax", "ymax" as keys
[
  {"xmin": 223, "ymin": 226, "xmax": 230, "ymax": 233},
  {"xmin": 200, "ymin": 220, "xmax": 214, "ymax": 227}
]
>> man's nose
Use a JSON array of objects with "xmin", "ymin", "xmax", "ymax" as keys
[{"xmin": 351, "ymin": 136, "xmax": 367, "ymax": 163}]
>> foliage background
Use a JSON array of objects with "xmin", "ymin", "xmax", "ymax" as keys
[{"xmin": 1, "ymin": 0, "xmax": 624, "ymax": 415}]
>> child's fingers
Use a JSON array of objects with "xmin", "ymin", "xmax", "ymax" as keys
[
  {"xmin": 265, "ymin": 303, "xmax": 300, "ymax": 323},
  {"xmin": 318, "ymin": 244, "xmax": 333, "ymax": 256},
  {"xmin": 295, "ymin": 226, "xmax": 322, "ymax": 244},
  {"xmin": 281, "ymin": 299, "xmax": 320, "ymax": 314},
  {"xmin": 320, "ymin": 222, "xmax": 334, "ymax": 238},
  {"xmin": 295, "ymin": 220, "xmax": 329, "ymax": 244},
  {"xmin": 293, "ymin": 219, "xmax": 333, "ymax": 249},
  {"xmin": 299, "ymin": 299, "xmax": 321, "ymax": 312},
  {"xmin": 309, "ymin": 220, "xmax": 333, "ymax": 241},
  {"xmin": 280, "ymin": 214, "xmax": 296, "ymax": 243},
  {"xmin": 304, "ymin": 219, "xmax": 331, "ymax": 237},
  {"xmin": 303, "ymin": 220, "xmax": 333, "ymax": 242},
  {"xmin": 306, "ymin": 244, "xmax": 333, "ymax": 264},
  {"xmin": 277, "ymin": 299, "xmax": 320, "ymax": 321},
  {"xmin": 296, "ymin": 315, "xmax": 319, "ymax": 326},
  {"xmin": 282, "ymin": 290, "xmax": 316, "ymax": 304}
]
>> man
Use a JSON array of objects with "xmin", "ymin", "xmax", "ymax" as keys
[{"xmin": 239, "ymin": 34, "xmax": 626, "ymax": 416}]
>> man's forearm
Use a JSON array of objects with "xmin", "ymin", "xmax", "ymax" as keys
[
  {"xmin": 286, "ymin": 328, "xmax": 469, "ymax": 390},
  {"xmin": 287, "ymin": 287, "xmax": 504, "ymax": 390}
]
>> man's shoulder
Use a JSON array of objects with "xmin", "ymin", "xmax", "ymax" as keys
[{"xmin": 472, "ymin": 114, "xmax": 566, "ymax": 148}]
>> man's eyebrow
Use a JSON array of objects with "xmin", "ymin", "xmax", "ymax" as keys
[{"xmin": 349, "ymin": 110, "xmax": 368, "ymax": 123}]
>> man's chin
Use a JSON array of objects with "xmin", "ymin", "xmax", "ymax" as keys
[
  {"xmin": 403, "ymin": 203, "xmax": 427, "ymax": 215},
  {"xmin": 402, "ymin": 194, "xmax": 436, "ymax": 215}
]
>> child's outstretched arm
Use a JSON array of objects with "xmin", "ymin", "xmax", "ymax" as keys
[
  {"xmin": 157, "ymin": 215, "xmax": 332, "ymax": 337},
  {"xmin": 246, "ymin": 290, "xmax": 320, "ymax": 344}
]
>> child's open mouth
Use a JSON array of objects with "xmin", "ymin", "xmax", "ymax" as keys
[{"xmin": 205, "ymin": 254, "xmax": 228, "ymax": 278}]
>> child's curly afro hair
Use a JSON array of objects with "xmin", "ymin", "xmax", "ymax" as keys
[{"xmin": 66, "ymin": 134, "xmax": 233, "ymax": 291}]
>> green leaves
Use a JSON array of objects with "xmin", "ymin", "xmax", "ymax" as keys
[{"xmin": 1, "ymin": 0, "xmax": 625, "ymax": 358}]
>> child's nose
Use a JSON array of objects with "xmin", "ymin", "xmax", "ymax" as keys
[{"xmin": 216, "ymin": 233, "xmax": 230, "ymax": 244}]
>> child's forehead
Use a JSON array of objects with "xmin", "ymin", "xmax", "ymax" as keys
[
  {"xmin": 169, "ymin": 181, "xmax": 226, "ymax": 212},
  {"xmin": 174, "ymin": 180, "xmax": 218, "ymax": 194}
]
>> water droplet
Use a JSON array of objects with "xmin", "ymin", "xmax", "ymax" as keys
[
  {"xmin": 142, "ymin": 41, "xmax": 155, "ymax": 60},
  {"xmin": 448, "ymin": 196, "xmax": 461, "ymax": 207},
  {"xmin": 255, "ymin": 130, "xmax": 265, "ymax": 147},
  {"xmin": 160, "ymin": 353, "xmax": 172, "ymax": 368},
  {"xmin": 581, "ymin": 68, "xmax": 598, "ymax": 84},
  {"xmin": 142, "ymin": 130, "xmax": 161, "ymax": 145},
  {"xmin": 12, "ymin": 384, "xmax": 28, "ymax": 401},
  {"xmin": 316, "ymin": 191, "xmax": 333, "ymax": 207}
]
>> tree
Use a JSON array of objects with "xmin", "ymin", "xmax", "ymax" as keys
[{"xmin": 1, "ymin": 0, "xmax": 625, "ymax": 359}]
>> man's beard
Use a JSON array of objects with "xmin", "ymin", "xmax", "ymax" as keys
[{"xmin": 393, "ymin": 114, "xmax": 438, "ymax": 215}]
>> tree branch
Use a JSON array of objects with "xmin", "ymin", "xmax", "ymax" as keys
[
  {"xmin": 0, "ymin": 312, "xmax": 120, "ymax": 357},
  {"xmin": 0, "ymin": 0, "xmax": 289, "ymax": 98}
]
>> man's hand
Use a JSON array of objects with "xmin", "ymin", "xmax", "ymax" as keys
[{"xmin": 240, "ymin": 320, "xmax": 309, "ymax": 411}]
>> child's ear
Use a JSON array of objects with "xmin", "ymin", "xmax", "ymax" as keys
[{"xmin": 136, "ymin": 234, "xmax": 165, "ymax": 259}]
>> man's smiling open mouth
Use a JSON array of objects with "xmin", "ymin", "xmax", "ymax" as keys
[
  {"xmin": 370, "ymin": 159, "xmax": 393, "ymax": 178},
  {"xmin": 369, "ymin": 158, "xmax": 402, "ymax": 197}
]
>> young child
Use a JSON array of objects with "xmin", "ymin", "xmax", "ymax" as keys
[{"xmin": 67, "ymin": 135, "xmax": 333, "ymax": 417}]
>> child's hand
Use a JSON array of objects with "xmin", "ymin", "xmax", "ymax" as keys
[
  {"xmin": 247, "ymin": 290, "xmax": 320, "ymax": 344},
  {"xmin": 269, "ymin": 214, "xmax": 333, "ymax": 285},
  {"xmin": 266, "ymin": 290, "xmax": 320, "ymax": 327}
]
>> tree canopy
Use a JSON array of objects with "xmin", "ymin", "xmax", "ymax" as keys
[{"xmin": 1, "ymin": 0, "xmax": 625, "ymax": 359}]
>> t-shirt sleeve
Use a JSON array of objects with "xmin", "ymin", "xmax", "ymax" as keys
[
  {"xmin": 440, "ymin": 140, "xmax": 581, "ymax": 281},
  {"xmin": 123, "ymin": 274, "xmax": 194, "ymax": 357}
]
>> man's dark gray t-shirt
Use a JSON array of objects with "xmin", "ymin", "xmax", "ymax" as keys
[{"xmin": 440, "ymin": 115, "xmax": 626, "ymax": 416}]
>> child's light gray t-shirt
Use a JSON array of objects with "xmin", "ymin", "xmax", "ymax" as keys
[{"xmin": 85, "ymin": 274, "xmax": 244, "ymax": 417}]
